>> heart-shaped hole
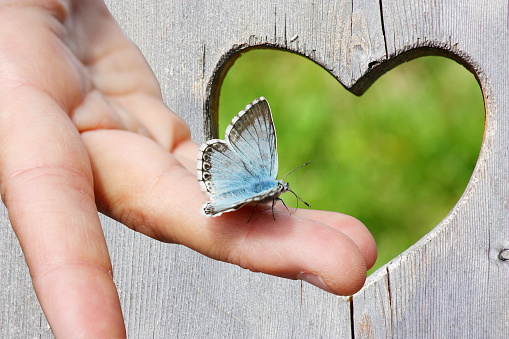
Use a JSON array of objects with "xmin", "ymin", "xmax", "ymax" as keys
[{"xmin": 217, "ymin": 49, "xmax": 484, "ymax": 274}]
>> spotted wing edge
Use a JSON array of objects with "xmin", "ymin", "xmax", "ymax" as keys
[
  {"xmin": 224, "ymin": 96, "xmax": 270, "ymax": 139},
  {"xmin": 197, "ymin": 138, "xmax": 225, "ymax": 197},
  {"xmin": 201, "ymin": 185, "xmax": 283, "ymax": 217}
]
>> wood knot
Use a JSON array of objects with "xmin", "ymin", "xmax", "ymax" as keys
[{"xmin": 498, "ymin": 249, "xmax": 509, "ymax": 261}]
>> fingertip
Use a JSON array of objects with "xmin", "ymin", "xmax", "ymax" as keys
[
  {"xmin": 327, "ymin": 214, "xmax": 378, "ymax": 271},
  {"xmin": 246, "ymin": 215, "xmax": 370, "ymax": 296},
  {"xmin": 294, "ymin": 209, "xmax": 378, "ymax": 271},
  {"xmin": 327, "ymin": 248, "xmax": 368, "ymax": 295},
  {"xmin": 317, "ymin": 232, "xmax": 368, "ymax": 296}
]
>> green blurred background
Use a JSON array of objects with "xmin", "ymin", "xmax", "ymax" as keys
[{"xmin": 217, "ymin": 49, "xmax": 484, "ymax": 274}]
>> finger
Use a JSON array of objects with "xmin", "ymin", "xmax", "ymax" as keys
[
  {"xmin": 287, "ymin": 209, "xmax": 377, "ymax": 270},
  {"xmin": 111, "ymin": 94, "xmax": 192, "ymax": 151},
  {"xmin": 0, "ymin": 87, "xmax": 125, "ymax": 337},
  {"xmin": 210, "ymin": 208, "xmax": 368, "ymax": 295},
  {"xmin": 67, "ymin": 0, "xmax": 187, "ymax": 147},
  {"xmin": 83, "ymin": 130, "xmax": 368, "ymax": 295}
]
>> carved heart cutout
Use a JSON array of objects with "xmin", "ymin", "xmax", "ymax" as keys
[{"xmin": 217, "ymin": 49, "xmax": 484, "ymax": 273}]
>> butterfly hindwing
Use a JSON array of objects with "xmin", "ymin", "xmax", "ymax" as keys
[
  {"xmin": 202, "ymin": 184, "xmax": 282, "ymax": 216},
  {"xmin": 198, "ymin": 139, "xmax": 255, "ymax": 196}
]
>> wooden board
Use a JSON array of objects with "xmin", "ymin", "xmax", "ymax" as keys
[{"xmin": 0, "ymin": 0, "xmax": 507, "ymax": 337}]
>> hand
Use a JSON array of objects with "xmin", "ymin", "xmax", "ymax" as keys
[{"xmin": 0, "ymin": 0, "xmax": 377, "ymax": 337}]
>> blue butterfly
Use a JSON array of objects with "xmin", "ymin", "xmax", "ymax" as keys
[{"xmin": 197, "ymin": 97, "xmax": 309, "ymax": 218}]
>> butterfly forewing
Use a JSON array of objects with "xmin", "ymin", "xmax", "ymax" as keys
[{"xmin": 225, "ymin": 97, "xmax": 278, "ymax": 179}]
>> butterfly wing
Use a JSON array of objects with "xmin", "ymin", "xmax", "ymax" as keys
[
  {"xmin": 197, "ymin": 139, "xmax": 280, "ymax": 216},
  {"xmin": 197, "ymin": 97, "xmax": 280, "ymax": 216},
  {"xmin": 202, "ymin": 186, "xmax": 282, "ymax": 216},
  {"xmin": 198, "ymin": 139, "xmax": 252, "ymax": 198},
  {"xmin": 225, "ymin": 97, "xmax": 278, "ymax": 179}
]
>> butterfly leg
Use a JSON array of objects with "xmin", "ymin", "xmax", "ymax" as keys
[
  {"xmin": 272, "ymin": 198, "xmax": 291, "ymax": 220},
  {"xmin": 271, "ymin": 199, "xmax": 277, "ymax": 220},
  {"xmin": 247, "ymin": 201, "xmax": 261, "ymax": 223},
  {"xmin": 278, "ymin": 198, "xmax": 291, "ymax": 215}
]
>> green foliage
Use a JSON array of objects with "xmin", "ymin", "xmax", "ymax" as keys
[{"xmin": 218, "ymin": 49, "xmax": 484, "ymax": 273}]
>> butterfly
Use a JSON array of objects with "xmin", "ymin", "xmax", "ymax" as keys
[{"xmin": 197, "ymin": 97, "xmax": 309, "ymax": 219}]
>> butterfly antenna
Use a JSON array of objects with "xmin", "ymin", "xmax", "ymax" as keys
[{"xmin": 282, "ymin": 161, "xmax": 311, "ymax": 180}]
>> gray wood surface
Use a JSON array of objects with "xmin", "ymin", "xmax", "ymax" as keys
[{"xmin": 1, "ymin": 0, "xmax": 507, "ymax": 337}]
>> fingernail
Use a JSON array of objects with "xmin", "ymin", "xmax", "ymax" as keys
[{"xmin": 299, "ymin": 273, "xmax": 333, "ymax": 293}]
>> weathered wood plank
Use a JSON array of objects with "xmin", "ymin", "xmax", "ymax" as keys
[
  {"xmin": 0, "ymin": 208, "xmax": 52, "ymax": 338},
  {"xmin": 103, "ymin": 1, "xmax": 509, "ymax": 337},
  {"xmin": 352, "ymin": 269, "xmax": 392, "ymax": 338},
  {"xmin": 364, "ymin": 1, "xmax": 509, "ymax": 338},
  {"xmin": 103, "ymin": 1, "xmax": 384, "ymax": 337},
  {"xmin": 0, "ymin": 0, "xmax": 507, "ymax": 337}
]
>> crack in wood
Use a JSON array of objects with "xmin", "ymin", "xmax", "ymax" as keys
[
  {"xmin": 349, "ymin": 295, "xmax": 355, "ymax": 339},
  {"xmin": 202, "ymin": 44, "xmax": 206, "ymax": 79},
  {"xmin": 378, "ymin": 0, "xmax": 389, "ymax": 58},
  {"xmin": 386, "ymin": 266, "xmax": 394, "ymax": 337},
  {"xmin": 274, "ymin": 5, "xmax": 277, "ymax": 42}
]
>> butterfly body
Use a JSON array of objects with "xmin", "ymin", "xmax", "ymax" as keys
[{"xmin": 197, "ymin": 97, "xmax": 291, "ymax": 217}]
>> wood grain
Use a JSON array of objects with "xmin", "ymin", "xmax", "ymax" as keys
[{"xmin": 0, "ymin": 0, "xmax": 507, "ymax": 337}]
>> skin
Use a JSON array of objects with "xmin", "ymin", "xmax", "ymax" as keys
[{"xmin": 0, "ymin": 0, "xmax": 377, "ymax": 337}]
